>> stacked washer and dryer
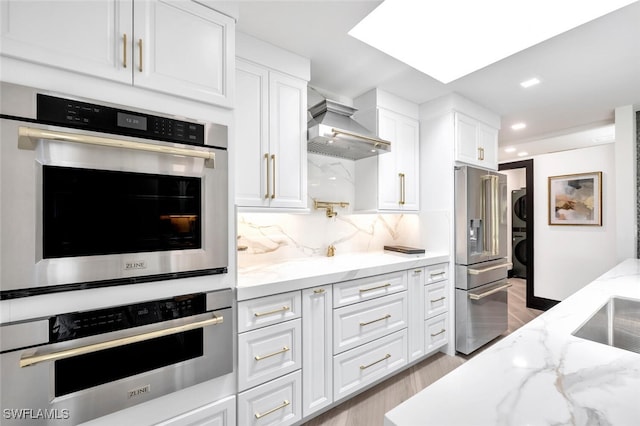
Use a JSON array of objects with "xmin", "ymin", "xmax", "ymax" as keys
[{"xmin": 512, "ymin": 188, "xmax": 527, "ymax": 278}]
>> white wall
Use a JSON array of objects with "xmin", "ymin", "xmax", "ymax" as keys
[{"xmin": 533, "ymin": 143, "xmax": 617, "ymax": 300}]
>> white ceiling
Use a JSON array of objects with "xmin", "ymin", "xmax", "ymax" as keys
[{"xmin": 233, "ymin": 0, "xmax": 640, "ymax": 156}]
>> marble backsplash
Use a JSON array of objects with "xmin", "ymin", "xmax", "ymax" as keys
[{"xmin": 237, "ymin": 154, "xmax": 422, "ymax": 268}]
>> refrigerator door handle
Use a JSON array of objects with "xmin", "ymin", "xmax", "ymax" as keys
[
  {"xmin": 468, "ymin": 262, "xmax": 513, "ymax": 275},
  {"xmin": 469, "ymin": 282, "xmax": 512, "ymax": 300},
  {"xmin": 482, "ymin": 174, "xmax": 500, "ymax": 256}
]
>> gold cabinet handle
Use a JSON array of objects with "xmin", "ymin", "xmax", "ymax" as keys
[
  {"xmin": 398, "ymin": 173, "xmax": 406, "ymax": 205},
  {"xmin": 313, "ymin": 288, "xmax": 325, "ymax": 294},
  {"xmin": 264, "ymin": 153, "xmax": 270, "ymax": 199},
  {"xmin": 123, "ymin": 33, "xmax": 127, "ymax": 68},
  {"xmin": 360, "ymin": 353, "xmax": 391, "ymax": 370},
  {"xmin": 20, "ymin": 315, "xmax": 223, "ymax": 368},
  {"xmin": 138, "ymin": 38, "xmax": 143, "ymax": 72},
  {"xmin": 359, "ymin": 283, "xmax": 391, "ymax": 293},
  {"xmin": 271, "ymin": 154, "xmax": 276, "ymax": 199},
  {"xmin": 413, "ymin": 269, "xmax": 423, "ymax": 275},
  {"xmin": 430, "ymin": 271, "xmax": 446, "ymax": 278},
  {"xmin": 478, "ymin": 147, "xmax": 485, "ymax": 160},
  {"xmin": 254, "ymin": 346, "xmax": 289, "ymax": 361},
  {"xmin": 253, "ymin": 306, "xmax": 290, "ymax": 317},
  {"xmin": 430, "ymin": 329, "xmax": 446, "ymax": 337},
  {"xmin": 254, "ymin": 400, "xmax": 290, "ymax": 419},
  {"xmin": 430, "ymin": 296, "xmax": 446, "ymax": 303},
  {"xmin": 359, "ymin": 314, "xmax": 391, "ymax": 327}
]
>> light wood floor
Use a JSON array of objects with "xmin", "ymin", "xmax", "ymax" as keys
[{"xmin": 302, "ymin": 278, "xmax": 543, "ymax": 426}]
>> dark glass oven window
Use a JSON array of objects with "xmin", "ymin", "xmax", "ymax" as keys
[
  {"xmin": 54, "ymin": 329, "xmax": 203, "ymax": 396},
  {"xmin": 43, "ymin": 166, "xmax": 201, "ymax": 258}
]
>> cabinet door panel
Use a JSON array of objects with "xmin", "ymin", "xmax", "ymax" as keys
[
  {"xmin": 235, "ymin": 60, "xmax": 270, "ymax": 207},
  {"xmin": 134, "ymin": 0, "xmax": 234, "ymax": 106},
  {"xmin": 407, "ymin": 268, "xmax": 425, "ymax": 362},
  {"xmin": 0, "ymin": 0, "xmax": 131, "ymax": 83},
  {"xmin": 455, "ymin": 112, "xmax": 479, "ymax": 165},
  {"xmin": 268, "ymin": 71, "xmax": 307, "ymax": 209}
]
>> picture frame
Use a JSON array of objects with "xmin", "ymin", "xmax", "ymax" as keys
[{"xmin": 548, "ymin": 172, "xmax": 602, "ymax": 226}]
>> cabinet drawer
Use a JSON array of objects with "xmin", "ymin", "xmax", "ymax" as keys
[
  {"xmin": 333, "ymin": 329, "xmax": 407, "ymax": 401},
  {"xmin": 425, "ymin": 312, "xmax": 448, "ymax": 353},
  {"xmin": 238, "ymin": 370, "xmax": 301, "ymax": 426},
  {"xmin": 238, "ymin": 291, "xmax": 301, "ymax": 332},
  {"xmin": 333, "ymin": 292, "xmax": 407, "ymax": 354},
  {"xmin": 156, "ymin": 395, "xmax": 236, "ymax": 426},
  {"xmin": 238, "ymin": 319, "xmax": 301, "ymax": 391},
  {"xmin": 424, "ymin": 263, "xmax": 449, "ymax": 285},
  {"xmin": 333, "ymin": 271, "xmax": 407, "ymax": 308},
  {"xmin": 424, "ymin": 281, "xmax": 448, "ymax": 319}
]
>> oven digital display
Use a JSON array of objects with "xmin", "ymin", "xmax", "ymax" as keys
[{"xmin": 117, "ymin": 112, "xmax": 147, "ymax": 131}]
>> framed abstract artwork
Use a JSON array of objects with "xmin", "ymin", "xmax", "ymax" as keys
[{"xmin": 548, "ymin": 172, "xmax": 602, "ymax": 226}]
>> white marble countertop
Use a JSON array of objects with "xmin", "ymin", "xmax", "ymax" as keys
[
  {"xmin": 385, "ymin": 258, "xmax": 640, "ymax": 426},
  {"xmin": 237, "ymin": 251, "xmax": 449, "ymax": 300}
]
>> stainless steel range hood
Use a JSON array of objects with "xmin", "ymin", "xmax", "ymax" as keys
[{"xmin": 307, "ymin": 99, "xmax": 391, "ymax": 160}]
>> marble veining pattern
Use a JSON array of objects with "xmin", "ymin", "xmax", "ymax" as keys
[{"xmin": 385, "ymin": 259, "xmax": 640, "ymax": 426}]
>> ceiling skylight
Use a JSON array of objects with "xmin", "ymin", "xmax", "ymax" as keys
[{"xmin": 348, "ymin": 0, "xmax": 635, "ymax": 84}]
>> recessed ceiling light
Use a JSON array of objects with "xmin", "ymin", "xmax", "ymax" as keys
[
  {"xmin": 348, "ymin": 0, "xmax": 635, "ymax": 83},
  {"xmin": 520, "ymin": 77, "xmax": 541, "ymax": 88},
  {"xmin": 517, "ymin": 152, "xmax": 529, "ymax": 157},
  {"xmin": 511, "ymin": 123, "xmax": 527, "ymax": 130},
  {"xmin": 504, "ymin": 147, "xmax": 517, "ymax": 153}
]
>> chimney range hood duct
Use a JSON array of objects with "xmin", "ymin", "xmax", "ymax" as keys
[{"xmin": 307, "ymin": 99, "xmax": 391, "ymax": 160}]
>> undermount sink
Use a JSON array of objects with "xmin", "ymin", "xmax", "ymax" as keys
[{"xmin": 572, "ymin": 296, "xmax": 640, "ymax": 354}]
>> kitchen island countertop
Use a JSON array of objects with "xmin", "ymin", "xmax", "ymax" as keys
[
  {"xmin": 385, "ymin": 258, "xmax": 640, "ymax": 426},
  {"xmin": 237, "ymin": 250, "xmax": 449, "ymax": 300}
]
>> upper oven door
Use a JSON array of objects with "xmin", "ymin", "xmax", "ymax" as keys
[{"xmin": 0, "ymin": 118, "xmax": 228, "ymax": 296}]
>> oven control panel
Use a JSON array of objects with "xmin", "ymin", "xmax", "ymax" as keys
[
  {"xmin": 49, "ymin": 293, "xmax": 207, "ymax": 343},
  {"xmin": 37, "ymin": 94, "xmax": 205, "ymax": 146}
]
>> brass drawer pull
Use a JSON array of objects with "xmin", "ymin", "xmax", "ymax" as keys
[
  {"xmin": 254, "ymin": 400, "xmax": 290, "ymax": 419},
  {"xmin": 313, "ymin": 288, "xmax": 325, "ymax": 294},
  {"xmin": 254, "ymin": 346, "xmax": 289, "ymax": 361},
  {"xmin": 413, "ymin": 269, "xmax": 423, "ymax": 274},
  {"xmin": 254, "ymin": 306, "xmax": 290, "ymax": 317},
  {"xmin": 430, "ymin": 271, "xmax": 446, "ymax": 278},
  {"xmin": 360, "ymin": 353, "xmax": 391, "ymax": 370},
  {"xmin": 430, "ymin": 296, "xmax": 446, "ymax": 303},
  {"xmin": 430, "ymin": 329, "xmax": 446, "ymax": 337},
  {"xmin": 359, "ymin": 283, "xmax": 391, "ymax": 293},
  {"xmin": 359, "ymin": 314, "xmax": 391, "ymax": 327}
]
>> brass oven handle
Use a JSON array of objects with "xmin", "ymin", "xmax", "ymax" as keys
[
  {"xmin": 254, "ymin": 400, "xmax": 290, "ymax": 419},
  {"xmin": 255, "ymin": 346, "xmax": 290, "ymax": 361},
  {"xmin": 359, "ymin": 283, "xmax": 391, "ymax": 293},
  {"xmin": 271, "ymin": 154, "xmax": 276, "ymax": 199},
  {"xmin": 138, "ymin": 38, "xmax": 143, "ymax": 72},
  {"xmin": 360, "ymin": 353, "xmax": 391, "ymax": 370},
  {"xmin": 254, "ymin": 306, "xmax": 290, "ymax": 317},
  {"xmin": 18, "ymin": 127, "xmax": 216, "ymax": 165},
  {"xmin": 430, "ymin": 329, "xmax": 446, "ymax": 337},
  {"xmin": 469, "ymin": 283, "xmax": 512, "ymax": 300},
  {"xmin": 20, "ymin": 315, "xmax": 223, "ymax": 368},
  {"xmin": 123, "ymin": 33, "xmax": 127, "ymax": 68},
  {"xmin": 264, "ymin": 153, "xmax": 271, "ymax": 199},
  {"xmin": 359, "ymin": 314, "xmax": 391, "ymax": 327}
]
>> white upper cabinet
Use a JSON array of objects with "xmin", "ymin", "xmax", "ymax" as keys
[
  {"xmin": 353, "ymin": 89, "xmax": 420, "ymax": 212},
  {"xmin": 454, "ymin": 112, "xmax": 499, "ymax": 170},
  {"xmin": 0, "ymin": 0, "xmax": 234, "ymax": 106},
  {"xmin": 235, "ymin": 33, "xmax": 309, "ymax": 210}
]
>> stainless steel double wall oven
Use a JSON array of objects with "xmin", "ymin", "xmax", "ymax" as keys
[
  {"xmin": 0, "ymin": 83, "xmax": 233, "ymax": 423},
  {"xmin": 0, "ymin": 82, "xmax": 229, "ymax": 298}
]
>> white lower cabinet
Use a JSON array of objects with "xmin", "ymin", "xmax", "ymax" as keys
[
  {"xmin": 407, "ymin": 268, "xmax": 426, "ymax": 361},
  {"xmin": 423, "ymin": 263, "xmax": 450, "ymax": 354},
  {"xmin": 156, "ymin": 395, "xmax": 236, "ymax": 426},
  {"xmin": 237, "ymin": 370, "xmax": 302, "ymax": 426},
  {"xmin": 425, "ymin": 313, "xmax": 449, "ymax": 353},
  {"xmin": 333, "ymin": 329, "xmax": 408, "ymax": 400},
  {"xmin": 302, "ymin": 286, "xmax": 333, "ymax": 417}
]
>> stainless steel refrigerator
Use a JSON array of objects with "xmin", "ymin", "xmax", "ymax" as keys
[{"xmin": 454, "ymin": 165, "xmax": 511, "ymax": 355}]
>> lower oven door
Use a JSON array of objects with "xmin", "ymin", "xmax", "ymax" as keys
[
  {"xmin": 0, "ymin": 308, "xmax": 232, "ymax": 425},
  {"xmin": 455, "ymin": 279, "xmax": 511, "ymax": 355}
]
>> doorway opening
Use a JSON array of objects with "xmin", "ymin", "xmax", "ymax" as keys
[{"xmin": 499, "ymin": 159, "xmax": 557, "ymax": 311}]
